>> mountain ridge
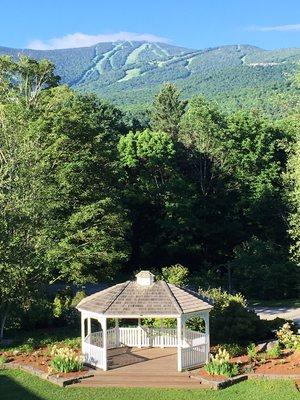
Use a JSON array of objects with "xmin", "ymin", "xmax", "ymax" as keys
[{"xmin": 1, "ymin": 41, "xmax": 300, "ymax": 112}]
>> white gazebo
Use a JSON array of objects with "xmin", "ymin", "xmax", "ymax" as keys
[{"xmin": 77, "ymin": 271, "xmax": 213, "ymax": 372}]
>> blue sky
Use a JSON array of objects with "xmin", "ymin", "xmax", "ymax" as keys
[{"xmin": 2, "ymin": 0, "xmax": 300, "ymax": 50}]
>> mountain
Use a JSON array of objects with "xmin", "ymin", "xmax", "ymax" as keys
[{"xmin": 1, "ymin": 41, "xmax": 300, "ymax": 113}]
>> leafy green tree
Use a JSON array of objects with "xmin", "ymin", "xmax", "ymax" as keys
[
  {"xmin": 118, "ymin": 128, "xmax": 204, "ymax": 269},
  {"xmin": 287, "ymin": 135, "xmax": 300, "ymax": 265},
  {"xmin": 179, "ymin": 96, "xmax": 228, "ymax": 196},
  {"xmin": 0, "ymin": 55, "xmax": 59, "ymax": 106},
  {"xmin": 150, "ymin": 83, "xmax": 187, "ymax": 137},
  {"xmin": 34, "ymin": 86, "xmax": 130, "ymax": 284},
  {"xmin": 228, "ymin": 237, "xmax": 299, "ymax": 299},
  {"xmin": 161, "ymin": 264, "xmax": 189, "ymax": 286},
  {"xmin": 0, "ymin": 58, "xmax": 129, "ymax": 337},
  {"xmin": 0, "ymin": 103, "xmax": 50, "ymax": 338},
  {"xmin": 0, "ymin": 56, "xmax": 60, "ymax": 338}
]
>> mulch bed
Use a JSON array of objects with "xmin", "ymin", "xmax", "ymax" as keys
[
  {"xmin": 0, "ymin": 346, "xmax": 94, "ymax": 386},
  {"xmin": 193, "ymin": 349, "xmax": 300, "ymax": 389},
  {"xmin": 232, "ymin": 349, "xmax": 300, "ymax": 375}
]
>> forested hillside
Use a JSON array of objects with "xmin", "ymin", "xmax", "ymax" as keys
[
  {"xmin": 0, "ymin": 54, "xmax": 299, "ymax": 337},
  {"xmin": 1, "ymin": 41, "xmax": 300, "ymax": 114}
]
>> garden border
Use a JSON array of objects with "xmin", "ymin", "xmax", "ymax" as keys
[
  {"xmin": 189, "ymin": 372, "xmax": 248, "ymax": 389},
  {"xmin": 2, "ymin": 362, "xmax": 94, "ymax": 387},
  {"xmin": 189, "ymin": 371, "xmax": 300, "ymax": 389},
  {"xmin": 3, "ymin": 363, "xmax": 300, "ymax": 389}
]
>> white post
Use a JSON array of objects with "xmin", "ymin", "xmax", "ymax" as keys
[
  {"xmin": 138, "ymin": 318, "xmax": 142, "ymax": 348},
  {"xmin": 204, "ymin": 312, "xmax": 210, "ymax": 363},
  {"xmin": 81, "ymin": 313, "xmax": 85, "ymax": 349},
  {"xmin": 115, "ymin": 318, "xmax": 119, "ymax": 347},
  {"xmin": 182, "ymin": 319, "xmax": 186, "ymax": 348},
  {"xmin": 160, "ymin": 318, "xmax": 164, "ymax": 348},
  {"xmin": 102, "ymin": 317, "xmax": 108, "ymax": 371},
  {"xmin": 177, "ymin": 316, "xmax": 182, "ymax": 372},
  {"xmin": 87, "ymin": 317, "xmax": 91, "ymax": 336}
]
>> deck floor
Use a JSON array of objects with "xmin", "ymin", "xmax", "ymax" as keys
[{"xmin": 75, "ymin": 347, "xmax": 206, "ymax": 389}]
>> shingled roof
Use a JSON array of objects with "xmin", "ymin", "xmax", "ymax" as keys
[{"xmin": 77, "ymin": 272, "xmax": 213, "ymax": 317}]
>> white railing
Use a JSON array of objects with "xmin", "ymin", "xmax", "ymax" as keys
[
  {"xmin": 119, "ymin": 327, "xmax": 139, "ymax": 347},
  {"xmin": 119, "ymin": 327, "xmax": 178, "ymax": 348},
  {"xmin": 183, "ymin": 330, "xmax": 206, "ymax": 347},
  {"xmin": 87, "ymin": 328, "xmax": 116, "ymax": 349},
  {"xmin": 83, "ymin": 334, "xmax": 105, "ymax": 368},
  {"xmin": 83, "ymin": 327, "xmax": 208, "ymax": 370},
  {"xmin": 181, "ymin": 344, "xmax": 206, "ymax": 369}
]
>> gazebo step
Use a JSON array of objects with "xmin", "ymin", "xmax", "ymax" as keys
[{"xmin": 76, "ymin": 375, "xmax": 206, "ymax": 389}]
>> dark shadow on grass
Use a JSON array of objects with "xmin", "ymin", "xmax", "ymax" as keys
[{"xmin": 0, "ymin": 375, "xmax": 43, "ymax": 400}]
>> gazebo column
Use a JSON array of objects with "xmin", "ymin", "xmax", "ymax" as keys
[
  {"xmin": 160, "ymin": 318, "xmax": 164, "ymax": 348},
  {"xmin": 115, "ymin": 318, "xmax": 120, "ymax": 347},
  {"xmin": 100, "ymin": 317, "xmax": 108, "ymax": 371},
  {"xmin": 177, "ymin": 316, "xmax": 182, "ymax": 372},
  {"xmin": 138, "ymin": 318, "xmax": 142, "ymax": 348},
  {"xmin": 203, "ymin": 312, "xmax": 210, "ymax": 362},
  {"xmin": 182, "ymin": 319, "xmax": 186, "ymax": 347},
  {"xmin": 81, "ymin": 312, "xmax": 86, "ymax": 349},
  {"xmin": 87, "ymin": 317, "xmax": 91, "ymax": 336}
]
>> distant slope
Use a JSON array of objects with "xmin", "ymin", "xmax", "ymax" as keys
[{"xmin": 1, "ymin": 41, "xmax": 300, "ymax": 113}]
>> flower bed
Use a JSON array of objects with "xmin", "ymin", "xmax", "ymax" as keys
[
  {"xmin": 234, "ymin": 349, "xmax": 300, "ymax": 376},
  {"xmin": 0, "ymin": 344, "xmax": 93, "ymax": 385},
  {"xmin": 194, "ymin": 324, "xmax": 300, "ymax": 389}
]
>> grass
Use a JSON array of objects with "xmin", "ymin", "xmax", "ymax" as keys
[{"xmin": 0, "ymin": 369, "xmax": 299, "ymax": 400}]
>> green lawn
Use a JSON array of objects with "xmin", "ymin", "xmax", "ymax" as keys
[{"xmin": 0, "ymin": 369, "xmax": 299, "ymax": 400}]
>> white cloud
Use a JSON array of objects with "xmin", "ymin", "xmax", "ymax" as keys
[
  {"xmin": 27, "ymin": 31, "xmax": 170, "ymax": 50},
  {"xmin": 248, "ymin": 24, "xmax": 300, "ymax": 32}
]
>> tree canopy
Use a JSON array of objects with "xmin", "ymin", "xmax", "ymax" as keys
[{"xmin": 0, "ymin": 55, "xmax": 299, "ymax": 337}]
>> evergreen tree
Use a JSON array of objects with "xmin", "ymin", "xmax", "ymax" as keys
[{"xmin": 150, "ymin": 83, "xmax": 187, "ymax": 137}]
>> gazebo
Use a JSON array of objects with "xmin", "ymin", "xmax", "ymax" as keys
[{"xmin": 77, "ymin": 271, "xmax": 213, "ymax": 372}]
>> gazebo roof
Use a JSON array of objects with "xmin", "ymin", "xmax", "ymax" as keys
[{"xmin": 77, "ymin": 272, "xmax": 213, "ymax": 317}]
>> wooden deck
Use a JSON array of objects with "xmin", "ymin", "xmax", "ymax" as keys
[{"xmin": 75, "ymin": 347, "xmax": 206, "ymax": 389}]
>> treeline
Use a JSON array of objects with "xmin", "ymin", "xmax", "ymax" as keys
[{"xmin": 0, "ymin": 56, "xmax": 299, "ymax": 336}]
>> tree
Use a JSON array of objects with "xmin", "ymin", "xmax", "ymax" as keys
[
  {"xmin": 161, "ymin": 264, "xmax": 189, "ymax": 286},
  {"xmin": 227, "ymin": 237, "xmax": 299, "ymax": 299},
  {"xmin": 0, "ymin": 102, "xmax": 50, "ymax": 339},
  {"xmin": 0, "ymin": 55, "xmax": 59, "ymax": 107},
  {"xmin": 179, "ymin": 96, "xmax": 228, "ymax": 196},
  {"xmin": 34, "ymin": 86, "xmax": 130, "ymax": 284},
  {"xmin": 0, "ymin": 58, "xmax": 129, "ymax": 338},
  {"xmin": 0, "ymin": 56, "xmax": 60, "ymax": 338},
  {"xmin": 150, "ymin": 83, "xmax": 187, "ymax": 137},
  {"xmin": 287, "ymin": 135, "xmax": 300, "ymax": 265}
]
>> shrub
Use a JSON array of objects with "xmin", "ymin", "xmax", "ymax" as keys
[
  {"xmin": 0, "ymin": 355, "xmax": 8, "ymax": 366},
  {"xmin": 9, "ymin": 297, "xmax": 55, "ymax": 330},
  {"xmin": 53, "ymin": 289, "xmax": 86, "ymax": 327},
  {"xmin": 50, "ymin": 346, "xmax": 83, "ymax": 373},
  {"xmin": 276, "ymin": 323, "xmax": 300, "ymax": 350},
  {"xmin": 18, "ymin": 338, "xmax": 36, "ymax": 355},
  {"xmin": 258, "ymin": 355, "xmax": 267, "ymax": 364},
  {"xmin": 247, "ymin": 343, "xmax": 257, "ymax": 361},
  {"xmin": 267, "ymin": 342, "xmax": 281, "ymax": 359},
  {"xmin": 204, "ymin": 348, "xmax": 239, "ymax": 377},
  {"xmin": 214, "ymin": 343, "xmax": 245, "ymax": 357},
  {"xmin": 161, "ymin": 264, "xmax": 189, "ymax": 286},
  {"xmin": 61, "ymin": 338, "xmax": 81, "ymax": 350},
  {"xmin": 199, "ymin": 288, "xmax": 271, "ymax": 345}
]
